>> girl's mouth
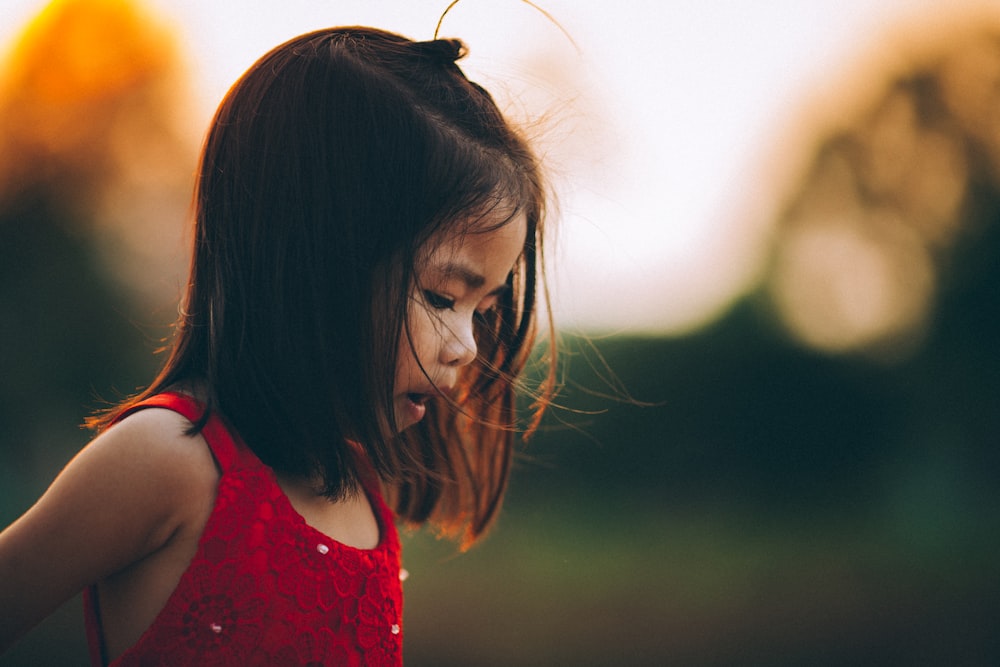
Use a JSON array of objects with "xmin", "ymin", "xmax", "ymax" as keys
[
  {"xmin": 407, "ymin": 393, "xmax": 429, "ymax": 405},
  {"xmin": 401, "ymin": 392, "xmax": 429, "ymax": 427}
]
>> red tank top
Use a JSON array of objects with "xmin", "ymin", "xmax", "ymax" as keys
[{"xmin": 84, "ymin": 392, "xmax": 404, "ymax": 666}]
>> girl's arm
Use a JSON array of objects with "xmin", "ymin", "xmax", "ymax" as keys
[{"xmin": 0, "ymin": 408, "xmax": 217, "ymax": 653}]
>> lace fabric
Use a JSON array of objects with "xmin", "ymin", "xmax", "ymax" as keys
[{"xmin": 84, "ymin": 393, "xmax": 404, "ymax": 667}]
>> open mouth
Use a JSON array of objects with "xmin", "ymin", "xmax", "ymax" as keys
[
  {"xmin": 401, "ymin": 392, "xmax": 431, "ymax": 428},
  {"xmin": 407, "ymin": 393, "xmax": 429, "ymax": 406}
]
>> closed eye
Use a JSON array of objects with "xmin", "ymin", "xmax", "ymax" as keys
[{"xmin": 423, "ymin": 290, "xmax": 454, "ymax": 310}]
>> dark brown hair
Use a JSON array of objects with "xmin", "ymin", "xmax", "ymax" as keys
[{"xmin": 90, "ymin": 27, "xmax": 554, "ymax": 547}]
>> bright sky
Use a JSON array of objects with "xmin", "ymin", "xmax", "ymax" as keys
[{"xmin": 3, "ymin": 0, "xmax": 996, "ymax": 334}]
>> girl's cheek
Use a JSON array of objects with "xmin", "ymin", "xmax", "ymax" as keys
[{"xmin": 405, "ymin": 308, "xmax": 437, "ymax": 362}]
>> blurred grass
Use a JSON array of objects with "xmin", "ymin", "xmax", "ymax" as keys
[{"xmin": 402, "ymin": 495, "xmax": 1000, "ymax": 667}]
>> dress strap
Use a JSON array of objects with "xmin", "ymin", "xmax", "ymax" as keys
[
  {"xmin": 83, "ymin": 585, "xmax": 107, "ymax": 667},
  {"xmin": 112, "ymin": 392, "xmax": 243, "ymax": 473}
]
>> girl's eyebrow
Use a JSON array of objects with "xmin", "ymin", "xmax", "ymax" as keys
[{"xmin": 434, "ymin": 261, "xmax": 511, "ymax": 296}]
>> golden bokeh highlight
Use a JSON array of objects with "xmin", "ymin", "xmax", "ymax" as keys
[
  {"xmin": 0, "ymin": 0, "xmax": 191, "ymax": 193},
  {"xmin": 0, "ymin": 0, "xmax": 196, "ymax": 300},
  {"xmin": 771, "ymin": 214, "xmax": 934, "ymax": 356},
  {"xmin": 765, "ymin": 17, "xmax": 1000, "ymax": 360},
  {"xmin": 5, "ymin": 0, "xmax": 172, "ymax": 103}
]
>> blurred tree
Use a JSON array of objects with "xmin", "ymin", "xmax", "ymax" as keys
[
  {"xmin": 763, "ymin": 23, "xmax": 1000, "ymax": 362},
  {"xmin": 0, "ymin": 0, "xmax": 194, "ymax": 514}
]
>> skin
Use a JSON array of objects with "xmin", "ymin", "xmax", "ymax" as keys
[
  {"xmin": 394, "ymin": 212, "xmax": 528, "ymax": 431},
  {"xmin": 0, "ymin": 212, "xmax": 527, "ymax": 661}
]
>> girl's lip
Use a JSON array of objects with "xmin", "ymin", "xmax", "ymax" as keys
[{"xmin": 404, "ymin": 393, "xmax": 427, "ymax": 424}]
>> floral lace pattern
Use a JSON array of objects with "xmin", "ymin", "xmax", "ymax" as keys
[{"xmin": 86, "ymin": 394, "xmax": 403, "ymax": 667}]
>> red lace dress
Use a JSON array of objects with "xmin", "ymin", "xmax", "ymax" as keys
[{"xmin": 84, "ymin": 392, "xmax": 404, "ymax": 666}]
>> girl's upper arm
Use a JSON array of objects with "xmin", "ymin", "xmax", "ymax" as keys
[{"xmin": 0, "ymin": 408, "xmax": 217, "ymax": 652}]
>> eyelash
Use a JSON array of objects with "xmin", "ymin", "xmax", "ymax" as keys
[
  {"xmin": 423, "ymin": 291, "xmax": 454, "ymax": 310},
  {"xmin": 423, "ymin": 290, "xmax": 495, "ymax": 323}
]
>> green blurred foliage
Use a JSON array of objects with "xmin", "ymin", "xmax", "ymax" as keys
[{"xmin": 0, "ymin": 191, "xmax": 159, "ymax": 517}]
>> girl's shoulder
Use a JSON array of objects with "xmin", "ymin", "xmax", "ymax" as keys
[
  {"xmin": 52, "ymin": 406, "xmax": 220, "ymax": 561},
  {"xmin": 102, "ymin": 404, "xmax": 211, "ymax": 465},
  {"xmin": 0, "ymin": 406, "xmax": 219, "ymax": 651},
  {"xmin": 95, "ymin": 405, "xmax": 220, "ymax": 519},
  {"xmin": 30, "ymin": 404, "xmax": 221, "ymax": 580}
]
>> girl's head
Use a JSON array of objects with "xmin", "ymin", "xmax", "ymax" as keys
[{"xmin": 105, "ymin": 27, "xmax": 553, "ymax": 545}]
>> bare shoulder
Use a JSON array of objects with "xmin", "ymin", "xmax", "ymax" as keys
[
  {"xmin": 98, "ymin": 407, "xmax": 219, "ymax": 488},
  {"xmin": 0, "ymin": 407, "xmax": 218, "ymax": 650},
  {"xmin": 81, "ymin": 408, "xmax": 219, "ymax": 524},
  {"xmin": 8, "ymin": 406, "xmax": 219, "ymax": 572}
]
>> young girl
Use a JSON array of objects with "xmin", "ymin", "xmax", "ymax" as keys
[{"xmin": 0, "ymin": 26, "xmax": 554, "ymax": 666}]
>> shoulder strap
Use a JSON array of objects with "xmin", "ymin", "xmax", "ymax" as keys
[
  {"xmin": 83, "ymin": 585, "xmax": 107, "ymax": 667},
  {"xmin": 113, "ymin": 392, "xmax": 243, "ymax": 472}
]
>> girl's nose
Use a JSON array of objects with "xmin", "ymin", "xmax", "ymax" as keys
[{"xmin": 441, "ymin": 319, "xmax": 477, "ymax": 367}]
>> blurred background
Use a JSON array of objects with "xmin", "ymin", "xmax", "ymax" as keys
[{"xmin": 2, "ymin": 0, "xmax": 1000, "ymax": 665}]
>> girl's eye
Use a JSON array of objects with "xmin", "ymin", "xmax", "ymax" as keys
[{"xmin": 423, "ymin": 291, "xmax": 454, "ymax": 310}]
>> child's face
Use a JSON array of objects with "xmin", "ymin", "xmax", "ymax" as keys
[{"xmin": 393, "ymin": 212, "xmax": 528, "ymax": 431}]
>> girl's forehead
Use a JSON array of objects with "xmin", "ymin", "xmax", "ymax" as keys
[{"xmin": 418, "ymin": 213, "xmax": 527, "ymax": 270}]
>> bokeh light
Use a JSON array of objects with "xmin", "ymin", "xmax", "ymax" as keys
[
  {"xmin": 763, "ymin": 12, "xmax": 1000, "ymax": 361},
  {"xmin": 0, "ymin": 0, "xmax": 195, "ymax": 302}
]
